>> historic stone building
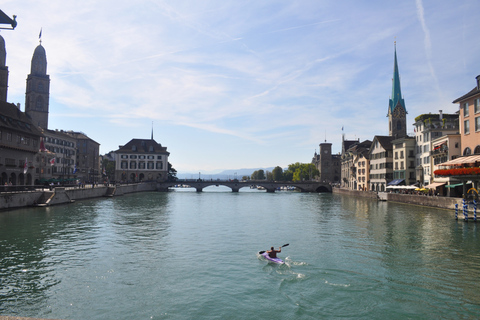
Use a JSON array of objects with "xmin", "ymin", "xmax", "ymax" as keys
[
  {"xmin": 25, "ymin": 41, "xmax": 50, "ymax": 130},
  {"xmin": 0, "ymin": 101, "xmax": 43, "ymax": 186},
  {"xmin": 311, "ymin": 142, "xmax": 340, "ymax": 183},
  {"xmin": 0, "ymin": 34, "xmax": 8, "ymax": 103},
  {"xmin": 114, "ymin": 138, "xmax": 170, "ymax": 183}
]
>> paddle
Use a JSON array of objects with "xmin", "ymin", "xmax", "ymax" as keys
[{"xmin": 258, "ymin": 243, "xmax": 289, "ymax": 255}]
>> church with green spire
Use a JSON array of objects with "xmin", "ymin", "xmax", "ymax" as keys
[{"xmin": 388, "ymin": 43, "xmax": 407, "ymax": 139}]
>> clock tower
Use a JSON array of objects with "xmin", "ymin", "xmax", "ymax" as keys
[{"xmin": 387, "ymin": 43, "xmax": 407, "ymax": 139}]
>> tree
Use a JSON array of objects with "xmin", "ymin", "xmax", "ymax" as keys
[
  {"xmin": 272, "ymin": 166, "xmax": 284, "ymax": 181},
  {"xmin": 101, "ymin": 158, "xmax": 115, "ymax": 182},
  {"xmin": 251, "ymin": 169, "xmax": 265, "ymax": 180},
  {"xmin": 284, "ymin": 162, "xmax": 319, "ymax": 181},
  {"xmin": 168, "ymin": 162, "xmax": 178, "ymax": 181},
  {"xmin": 266, "ymin": 171, "xmax": 273, "ymax": 181}
]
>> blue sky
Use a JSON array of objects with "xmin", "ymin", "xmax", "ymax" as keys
[{"xmin": 1, "ymin": 1, "xmax": 480, "ymax": 173}]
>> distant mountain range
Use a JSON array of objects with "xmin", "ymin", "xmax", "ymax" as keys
[{"xmin": 176, "ymin": 168, "xmax": 276, "ymax": 180}]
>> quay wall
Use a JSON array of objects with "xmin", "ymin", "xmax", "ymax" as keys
[
  {"xmin": 0, "ymin": 183, "xmax": 157, "ymax": 211},
  {"xmin": 333, "ymin": 187, "xmax": 463, "ymax": 210}
]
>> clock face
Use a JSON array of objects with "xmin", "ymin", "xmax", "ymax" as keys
[
  {"xmin": 324, "ymin": 150, "xmax": 329, "ymax": 154},
  {"xmin": 393, "ymin": 106, "xmax": 404, "ymax": 117}
]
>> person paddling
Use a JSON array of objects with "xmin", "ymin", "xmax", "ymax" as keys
[{"xmin": 267, "ymin": 246, "xmax": 281, "ymax": 258}]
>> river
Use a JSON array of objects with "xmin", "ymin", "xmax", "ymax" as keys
[{"xmin": 1, "ymin": 187, "xmax": 479, "ymax": 319}]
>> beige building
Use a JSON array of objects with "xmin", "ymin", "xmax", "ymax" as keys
[
  {"xmin": 369, "ymin": 136, "xmax": 394, "ymax": 192},
  {"xmin": 114, "ymin": 138, "xmax": 169, "ymax": 183},
  {"xmin": 391, "ymin": 136, "xmax": 416, "ymax": 186}
]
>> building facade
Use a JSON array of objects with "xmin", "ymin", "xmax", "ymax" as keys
[
  {"xmin": 44, "ymin": 129, "xmax": 77, "ymax": 181},
  {"xmin": 369, "ymin": 136, "xmax": 394, "ymax": 192},
  {"xmin": 453, "ymin": 75, "xmax": 480, "ymax": 155},
  {"xmin": 312, "ymin": 142, "xmax": 341, "ymax": 183},
  {"xmin": 114, "ymin": 138, "xmax": 170, "ymax": 183},
  {"xmin": 0, "ymin": 101, "xmax": 43, "ymax": 185},
  {"xmin": 392, "ymin": 136, "xmax": 416, "ymax": 186},
  {"xmin": 413, "ymin": 111, "xmax": 458, "ymax": 186}
]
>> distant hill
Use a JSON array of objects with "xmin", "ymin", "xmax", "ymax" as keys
[{"xmin": 176, "ymin": 167, "xmax": 276, "ymax": 180}]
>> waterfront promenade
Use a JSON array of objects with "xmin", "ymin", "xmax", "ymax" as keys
[{"xmin": 0, "ymin": 182, "xmax": 466, "ymax": 212}]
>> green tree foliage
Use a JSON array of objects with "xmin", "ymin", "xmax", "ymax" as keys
[
  {"xmin": 251, "ymin": 169, "xmax": 265, "ymax": 180},
  {"xmin": 272, "ymin": 166, "xmax": 284, "ymax": 181},
  {"xmin": 284, "ymin": 162, "xmax": 319, "ymax": 181},
  {"xmin": 168, "ymin": 162, "xmax": 178, "ymax": 181},
  {"xmin": 101, "ymin": 158, "xmax": 116, "ymax": 182}
]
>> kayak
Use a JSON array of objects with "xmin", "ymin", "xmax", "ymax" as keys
[{"xmin": 260, "ymin": 251, "xmax": 284, "ymax": 264}]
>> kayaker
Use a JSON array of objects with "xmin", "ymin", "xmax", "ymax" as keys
[{"xmin": 267, "ymin": 246, "xmax": 281, "ymax": 258}]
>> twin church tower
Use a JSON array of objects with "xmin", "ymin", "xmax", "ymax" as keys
[{"xmin": 0, "ymin": 34, "xmax": 50, "ymax": 129}]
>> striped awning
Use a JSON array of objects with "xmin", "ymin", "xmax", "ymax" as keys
[
  {"xmin": 438, "ymin": 155, "xmax": 480, "ymax": 167},
  {"xmin": 424, "ymin": 182, "xmax": 446, "ymax": 189}
]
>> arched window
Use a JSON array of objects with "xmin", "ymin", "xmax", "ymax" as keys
[
  {"xmin": 474, "ymin": 146, "xmax": 480, "ymax": 154},
  {"xmin": 463, "ymin": 147, "xmax": 472, "ymax": 156},
  {"xmin": 35, "ymin": 96, "xmax": 43, "ymax": 110},
  {"xmin": 397, "ymin": 120, "xmax": 402, "ymax": 130}
]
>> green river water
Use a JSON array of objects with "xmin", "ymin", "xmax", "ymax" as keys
[{"xmin": 1, "ymin": 187, "xmax": 479, "ymax": 319}]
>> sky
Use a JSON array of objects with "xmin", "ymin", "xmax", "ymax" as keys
[{"xmin": 1, "ymin": 1, "xmax": 480, "ymax": 174}]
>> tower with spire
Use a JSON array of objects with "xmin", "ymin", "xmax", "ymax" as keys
[
  {"xmin": 387, "ymin": 43, "xmax": 407, "ymax": 139},
  {"xmin": 0, "ymin": 34, "xmax": 8, "ymax": 102},
  {"xmin": 25, "ymin": 32, "xmax": 50, "ymax": 129}
]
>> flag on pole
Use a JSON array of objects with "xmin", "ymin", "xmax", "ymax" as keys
[
  {"xmin": 50, "ymin": 158, "xmax": 55, "ymax": 166},
  {"xmin": 39, "ymin": 28, "xmax": 42, "ymax": 39},
  {"xmin": 73, "ymin": 165, "xmax": 78, "ymax": 174},
  {"xmin": 23, "ymin": 158, "xmax": 28, "ymax": 174}
]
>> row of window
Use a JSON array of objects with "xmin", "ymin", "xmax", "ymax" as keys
[
  {"xmin": 46, "ymin": 145, "xmax": 75, "ymax": 156},
  {"xmin": 0, "ymin": 131, "xmax": 38, "ymax": 148},
  {"xmin": 370, "ymin": 162, "xmax": 393, "ymax": 170},
  {"xmin": 120, "ymin": 161, "xmax": 164, "ymax": 170},
  {"xmin": 45, "ymin": 137, "xmax": 75, "ymax": 147},
  {"xmin": 120, "ymin": 155, "xmax": 162, "ymax": 160},
  {"xmin": 463, "ymin": 116, "xmax": 480, "ymax": 134},
  {"xmin": 370, "ymin": 173, "xmax": 394, "ymax": 180},
  {"xmin": 462, "ymin": 98, "xmax": 480, "ymax": 117},
  {"xmin": 370, "ymin": 151, "xmax": 390, "ymax": 159}
]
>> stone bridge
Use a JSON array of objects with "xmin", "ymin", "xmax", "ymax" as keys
[{"xmin": 156, "ymin": 180, "xmax": 332, "ymax": 193}]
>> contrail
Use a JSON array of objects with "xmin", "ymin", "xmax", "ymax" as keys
[{"xmin": 415, "ymin": 0, "xmax": 441, "ymax": 95}]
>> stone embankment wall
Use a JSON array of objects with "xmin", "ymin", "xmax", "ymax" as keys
[
  {"xmin": 332, "ymin": 187, "xmax": 463, "ymax": 210},
  {"xmin": 0, "ymin": 183, "xmax": 157, "ymax": 211}
]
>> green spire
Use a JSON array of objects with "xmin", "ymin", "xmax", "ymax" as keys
[{"xmin": 389, "ymin": 43, "xmax": 406, "ymax": 114}]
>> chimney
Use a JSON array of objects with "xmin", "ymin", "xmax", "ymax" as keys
[
  {"xmin": 439, "ymin": 110, "xmax": 443, "ymax": 120},
  {"xmin": 16, "ymin": 103, "xmax": 20, "ymax": 110},
  {"xmin": 476, "ymin": 75, "xmax": 480, "ymax": 90}
]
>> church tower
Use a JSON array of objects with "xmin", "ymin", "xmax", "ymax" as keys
[
  {"xmin": 25, "ymin": 37, "xmax": 50, "ymax": 130},
  {"xmin": 388, "ymin": 43, "xmax": 407, "ymax": 139},
  {"xmin": 0, "ymin": 34, "xmax": 8, "ymax": 102}
]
